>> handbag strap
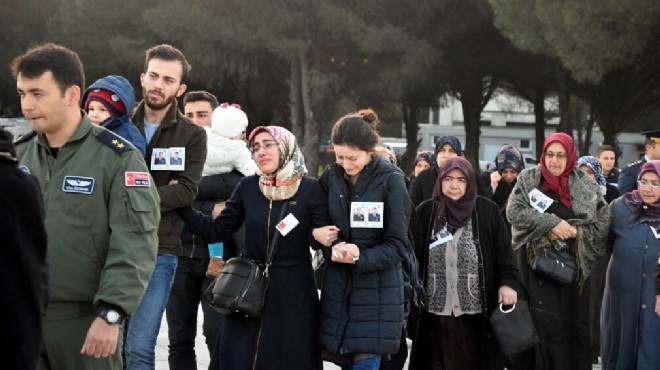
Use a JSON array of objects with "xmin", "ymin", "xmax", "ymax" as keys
[{"xmin": 263, "ymin": 200, "xmax": 290, "ymax": 277}]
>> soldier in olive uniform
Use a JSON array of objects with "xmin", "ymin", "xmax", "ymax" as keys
[
  {"xmin": 619, "ymin": 129, "xmax": 660, "ymax": 193},
  {"xmin": 12, "ymin": 43, "xmax": 160, "ymax": 370}
]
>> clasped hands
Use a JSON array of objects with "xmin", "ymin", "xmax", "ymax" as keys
[
  {"xmin": 313, "ymin": 225, "xmax": 359, "ymax": 264},
  {"xmin": 546, "ymin": 220, "xmax": 577, "ymax": 241}
]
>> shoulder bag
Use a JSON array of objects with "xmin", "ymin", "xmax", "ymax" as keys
[
  {"xmin": 205, "ymin": 200, "xmax": 289, "ymax": 318},
  {"xmin": 529, "ymin": 239, "xmax": 577, "ymax": 285}
]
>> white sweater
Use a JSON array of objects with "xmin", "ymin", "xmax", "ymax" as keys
[{"xmin": 203, "ymin": 127, "xmax": 258, "ymax": 177}]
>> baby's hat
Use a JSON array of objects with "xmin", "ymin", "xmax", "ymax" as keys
[{"xmin": 211, "ymin": 103, "xmax": 248, "ymax": 139}]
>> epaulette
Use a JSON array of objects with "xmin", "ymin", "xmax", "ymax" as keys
[
  {"xmin": 626, "ymin": 159, "xmax": 643, "ymax": 168},
  {"xmin": 12, "ymin": 131, "xmax": 37, "ymax": 145},
  {"xmin": 96, "ymin": 130, "xmax": 133, "ymax": 155}
]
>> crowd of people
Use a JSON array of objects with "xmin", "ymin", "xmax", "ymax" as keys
[{"xmin": 2, "ymin": 42, "xmax": 660, "ymax": 370}]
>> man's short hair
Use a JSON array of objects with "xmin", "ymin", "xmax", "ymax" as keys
[
  {"xmin": 596, "ymin": 144, "xmax": 617, "ymax": 157},
  {"xmin": 144, "ymin": 44, "xmax": 191, "ymax": 83},
  {"xmin": 11, "ymin": 43, "xmax": 85, "ymax": 97},
  {"xmin": 183, "ymin": 91, "xmax": 219, "ymax": 109}
]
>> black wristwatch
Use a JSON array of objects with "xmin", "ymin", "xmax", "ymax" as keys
[{"xmin": 98, "ymin": 308, "xmax": 124, "ymax": 325}]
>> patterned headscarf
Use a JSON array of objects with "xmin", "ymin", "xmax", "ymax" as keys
[
  {"xmin": 623, "ymin": 160, "xmax": 660, "ymax": 230},
  {"xmin": 540, "ymin": 132, "xmax": 577, "ymax": 208},
  {"xmin": 577, "ymin": 156, "xmax": 607, "ymax": 195},
  {"xmin": 432, "ymin": 157, "xmax": 477, "ymax": 234},
  {"xmin": 495, "ymin": 144, "xmax": 524, "ymax": 173},
  {"xmin": 415, "ymin": 151, "xmax": 435, "ymax": 168},
  {"xmin": 248, "ymin": 126, "xmax": 307, "ymax": 201}
]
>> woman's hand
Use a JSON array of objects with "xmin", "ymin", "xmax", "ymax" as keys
[
  {"xmin": 312, "ymin": 225, "xmax": 340, "ymax": 246},
  {"xmin": 498, "ymin": 285, "xmax": 517, "ymax": 306},
  {"xmin": 331, "ymin": 242, "xmax": 360, "ymax": 264},
  {"xmin": 550, "ymin": 220, "xmax": 577, "ymax": 240},
  {"xmin": 490, "ymin": 171, "xmax": 501, "ymax": 192}
]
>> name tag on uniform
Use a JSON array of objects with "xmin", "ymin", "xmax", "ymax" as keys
[
  {"xmin": 276, "ymin": 213, "xmax": 300, "ymax": 236},
  {"xmin": 125, "ymin": 171, "xmax": 151, "ymax": 187},
  {"xmin": 62, "ymin": 176, "xmax": 95, "ymax": 194}
]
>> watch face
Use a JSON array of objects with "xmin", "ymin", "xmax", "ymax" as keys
[{"xmin": 106, "ymin": 310, "xmax": 120, "ymax": 323}]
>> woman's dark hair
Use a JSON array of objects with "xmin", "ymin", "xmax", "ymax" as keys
[{"xmin": 331, "ymin": 108, "xmax": 380, "ymax": 152}]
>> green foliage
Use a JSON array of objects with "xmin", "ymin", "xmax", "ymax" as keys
[{"xmin": 490, "ymin": 0, "xmax": 660, "ymax": 83}]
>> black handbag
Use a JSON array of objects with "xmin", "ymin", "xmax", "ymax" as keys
[
  {"xmin": 529, "ymin": 239, "xmax": 577, "ymax": 285},
  {"xmin": 489, "ymin": 300, "xmax": 539, "ymax": 359},
  {"xmin": 204, "ymin": 201, "xmax": 289, "ymax": 318}
]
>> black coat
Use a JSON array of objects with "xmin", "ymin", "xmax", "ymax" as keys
[
  {"xmin": 180, "ymin": 170, "xmax": 243, "ymax": 258},
  {"xmin": 0, "ymin": 129, "xmax": 48, "ymax": 370},
  {"xmin": 318, "ymin": 156, "xmax": 409, "ymax": 357},
  {"xmin": 180, "ymin": 176, "xmax": 329, "ymax": 370},
  {"xmin": 410, "ymin": 196, "xmax": 519, "ymax": 370}
]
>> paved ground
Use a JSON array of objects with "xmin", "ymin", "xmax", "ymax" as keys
[
  {"xmin": 154, "ymin": 307, "xmax": 410, "ymax": 369},
  {"xmin": 153, "ymin": 308, "xmax": 603, "ymax": 370}
]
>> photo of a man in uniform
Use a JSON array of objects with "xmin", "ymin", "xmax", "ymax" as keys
[
  {"xmin": 170, "ymin": 151, "xmax": 182, "ymax": 165},
  {"xmin": 368, "ymin": 207, "xmax": 380, "ymax": 222},
  {"xmin": 353, "ymin": 207, "xmax": 364, "ymax": 222},
  {"xmin": 154, "ymin": 151, "xmax": 166, "ymax": 165}
]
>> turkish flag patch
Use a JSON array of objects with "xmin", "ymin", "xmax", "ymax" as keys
[{"xmin": 125, "ymin": 171, "xmax": 151, "ymax": 187}]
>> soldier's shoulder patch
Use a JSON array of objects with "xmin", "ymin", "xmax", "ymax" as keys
[
  {"xmin": 13, "ymin": 131, "xmax": 37, "ymax": 145},
  {"xmin": 626, "ymin": 159, "xmax": 643, "ymax": 168},
  {"xmin": 96, "ymin": 130, "xmax": 133, "ymax": 155}
]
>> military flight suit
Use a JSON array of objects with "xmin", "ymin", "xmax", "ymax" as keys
[{"xmin": 15, "ymin": 114, "xmax": 160, "ymax": 370}]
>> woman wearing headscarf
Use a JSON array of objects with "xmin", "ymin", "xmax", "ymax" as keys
[
  {"xmin": 408, "ymin": 151, "xmax": 435, "ymax": 191},
  {"xmin": 506, "ymin": 133, "xmax": 611, "ymax": 370},
  {"xmin": 312, "ymin": 109, "xmax": 410, "ymax": 370},
  {"xmin": 601, "ymin": 160, "xmax": 660, "ymax": 370},
  {"xmin": 577, "ymin": 155, "xmax": 620, "ymax": 364},
  {"xmin": 487, "ymin": 144, "xmax": 525, "ymax": 227},
  {"xmin": 410, "ymin": 136, "xmax": 488, "ymax": 207},
  {"xmin": 178, "ymin": 126, "xmax": 329, "ymax": 370},
  {"xmin": 409, "ymin": 156, "xmax": 519, "ymax": 370}
]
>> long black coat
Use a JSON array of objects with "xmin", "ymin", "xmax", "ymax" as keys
[
  {"xmin": 180, "ymin": 176, "xmax": 329, "ymax": 370},
  {"xmin": 410, "ymin": 196, "xmax": 519, "ymax": 370},
  {"xmin": 0, "ymin": 129, "xmax": 48, "ymax": 370},
  {"xmin": 318, "ymin": 156, "xmax": 410, "ymax": 356}
]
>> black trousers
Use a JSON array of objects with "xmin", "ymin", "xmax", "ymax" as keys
[{"xmin": 166, "ymin": 256, "xmax": 223, "ymax": 370}]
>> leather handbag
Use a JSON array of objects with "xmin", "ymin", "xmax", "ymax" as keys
[
  {"xmin": 529, "ymin": 239, "xmax": 577, "ymax": 285},
  {"xmin": 205, "ymin": 201, "xmax": 289, "ymax": 318},
  {"xmin": 489, "ymin": 300, "xmax": 539, "ymax": 359}
]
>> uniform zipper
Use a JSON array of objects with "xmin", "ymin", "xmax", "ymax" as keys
[{"xmin": 251, "ymin": 200, "xmax": 273, "ymax": 370}]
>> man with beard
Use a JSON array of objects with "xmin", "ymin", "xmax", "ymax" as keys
[{"xmin": 127, "ymin": 44, "xmax": 207, "ymax": 370}]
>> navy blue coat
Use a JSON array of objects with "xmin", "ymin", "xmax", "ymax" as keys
[
  {"xmin": 83, "ymin": 75, "xmax": 147, "ymax": 158},
  {"xmin": 601, "ymin": 198, "xmax": 660, "ymax": 370},
  {"xmin": 618, "ymin": 158, "xmax": 646, "ymax": 194},
  {"xmin": 180, "ymin": 175, "xmax": 329, "ymax": 370},
  {"xmin": 318, "ymin": 156, "xmax": 409, "ymax": 356}
]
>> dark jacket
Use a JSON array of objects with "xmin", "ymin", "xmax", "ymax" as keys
[
  {"xmin": 82, "ymin": 75, "xmax": 146, "ymax": 158},
  {"xmin": 619, "ymin": 158, "xmax": 646, "ymax": 194},
  {"xmin": 180, "ymin": 176, "xmax": 329, "ymax": 370},
  {"xmin": 133, "ymin": 99, "xmax": 207, "ymax": 255},
  {"xmin": 0, "ymin": 129, "xmax": 48, "ymax": 370},
  {"xmin": 181, "ymin": 171, "xmax": 243, "ymax": 258},
  {"xmin": 605, "ymin": 168, "xmax": 619, "ymax": 184},
  {"xmin": 410, "ymin": 196, "xmax": 519, "ymax": 370},
  {"xmin": 318, "ymin": 156, "xmax": 409, "ymax": 357},
  {"xmin": 410, "ymin": 165, "xmax": 488, "ymax": 207}
]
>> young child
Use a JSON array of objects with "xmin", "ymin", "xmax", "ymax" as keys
[
  {"xmin": 82, "ymin": 75, "xmax": 147, "ymax": 157},
  {"xmin": 203, "ymin": 103, "xmax": 258, "ymax": 277}
]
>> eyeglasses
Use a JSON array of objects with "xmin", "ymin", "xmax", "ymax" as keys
[
  {"xmin": 638, "ymin": 179, "xmax": 660, "ymax": 189},
  {"xmin": 544, "ymin": 152, "xmax": 568, "ymax": 160},
  {"xmin": 249, "ymin": 140, "xmax": 277, "ymax": 154},
  {"xmin": 441, "ymin": 175, "xmax": 467, "ymax": 184}
]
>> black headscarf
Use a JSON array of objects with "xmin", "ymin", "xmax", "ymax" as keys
[
  {"xmin": 432, "ymin": 156, "xmax": 477, "ymax": 234},
  {"xmin": 434, "ymin": 135, "xmax": 462, "ymax": 167}
]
